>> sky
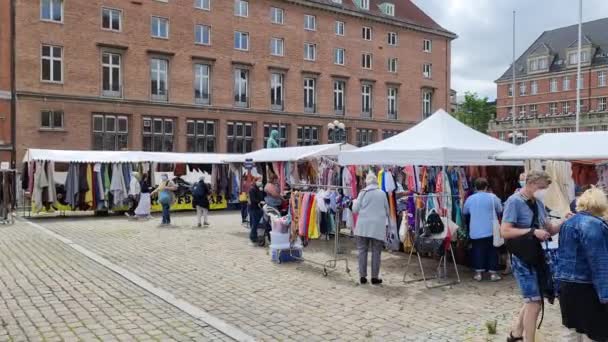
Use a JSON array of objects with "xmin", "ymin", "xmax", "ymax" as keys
[{"xmin": 412, "ymin": 0, "xmax": 608, "ymax": 101}]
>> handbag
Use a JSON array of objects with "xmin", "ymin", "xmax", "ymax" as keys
[
  {"xmin": 239, "ymin": 192, "xmax": 248, "ymax": 202},
  {"xmin": 492, "ymin": 208, "xmax": 504, "ymax": 247},
  {"xmin": 505, "ymin": 198, "xmax": 543, "ymax": 266}
]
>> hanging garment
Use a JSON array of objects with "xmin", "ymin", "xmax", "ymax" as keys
[
  {"xmin": 385, "ymin": 192, "xmax": 400, "ymax": 251},
  {"xmin": 110, "ymin": 163, "xmax": 128, "ymax": 208},
  {"xmin": 45, "ymin": 161, "xmax": 56, "ymax": 205},
  {"xmin": 28, "ymin": 161, "xmax": 35, "ymax": 194},
  {"xmin": 65, "ymin": 163, "xmax": 79, "ymax": 209},
  {"xmin": 84, "ymin": 164, "xmax": 94, "ymax": 210},
  {"xmin": 544, "ymin": 161, "xmax": 575, "ymax": 218},
  {"xmin": 21, "ymin": 162, "xmax": 29, "ymax": 190},
  {"xmin": 32, "ymin": 161, "xmax": 48, "ymax": 210},
  {"xmin": 308, "ymin": 196, "xmax": 320, "ymax": 239}
]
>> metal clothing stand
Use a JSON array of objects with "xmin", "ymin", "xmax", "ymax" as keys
[
  {"xmin": 289, "ymin": 183, "xmax": 351, "ymax": 277},
  {"xmin": 402, "ymin": 192, "xmax": 462, "ymax": 289}
]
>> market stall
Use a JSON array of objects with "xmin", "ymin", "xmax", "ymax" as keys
[
  {"xmin": 22, "ymin": 149, "xmax": 238, "ymax": 216},
  {"xmin": 338, "ymin": 109, "xmax": 520, "ymax": 288}
]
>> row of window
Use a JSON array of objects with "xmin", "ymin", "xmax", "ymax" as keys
[
  {"xmin": 40, "ymin": 111, "xmax": 387, "ymax": 151},
  {"xmin": 42, "ymin": 45, "xmax": 434, "ymax": 118},
  {"xmin": 504, "ymin": 97, "xmax": 608, "ymax": 117},
  {"xmin": 508, "ymin": 71, "xmax": 607, "ymax": 96},
  {"xmin": 498, "ymin": 125, "xmax": 608, "ymax": 143}
]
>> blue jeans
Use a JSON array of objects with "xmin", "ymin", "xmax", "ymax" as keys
[
  {"xmin": 471, "ymin": 237, "xmax": 499, "ymax": 272},
  {"xmin": 249, "ymin": 207, "xmax": 263, "ymax": 243},
  {"xmin": 161, "ymin": 203, "xmax": 171, "ymax": 224}
]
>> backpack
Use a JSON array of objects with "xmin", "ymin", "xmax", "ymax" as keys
[
  {"xmin": 192, "ymin": 183, "xmax": 205, "ymax": 199},
  {"xmin": 425, "ymin": 210, "xmax": 444, "ymax": 235}
]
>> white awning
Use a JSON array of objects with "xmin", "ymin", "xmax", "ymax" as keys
[
  {"xmin": 23, "ymin": 149, "xmax": 236, "ymax": 164},
  {"xmin": 226, "ymin": 143, "xmax": 357, "ymax": 163}
]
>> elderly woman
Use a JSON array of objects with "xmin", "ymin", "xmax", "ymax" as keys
[
  {"xmin": 352, "ymin": 173, "xmax": 390, "ymax": 285},
  {"xmin": 556, "ymin": 186, "xmax": 608, "ymax": 342}
]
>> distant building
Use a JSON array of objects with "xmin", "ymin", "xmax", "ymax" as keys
[
  {"xmin": 492, "ymin": 18, "xmax": 608, "ymax": 144},
  {"xmin": 450, "ymin": 89, "xmax": 458, "ymax": 113},
  {"xmin": 0, "ymin": 0, "xmax": 13, "ymax": 165}
]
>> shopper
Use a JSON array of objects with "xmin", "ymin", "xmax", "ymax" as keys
[
  {"xmin": 463, "ymin": 178, "xmax": 503, "ymax": 281},
  {"xmin": 126, "ymin": 171, "xmax": 141, "ymax": 217},
  {"xmin": 556, "ymin": 186, "xmax": 608, "ymax": 342},
  {"xmin": 501, "ymin": 170, "xmax": 563, "ymax": 342},
  {"xmin": 240, "ymin": 171, "xmax": 254, "ymax": 225},
  {"xmin": 192, "ymin": 177, "xmax": 210, "ymax": 228},
  {"xmin": 264, "ymin": 174, "xmax": 282, "ymax": 208},
  {"xmin": 152, "ymin": 174, "xmax": 177, "ymax": 226},
  {"xmin": 248, "ymin": 178, "xmax": 265, "ymax": 246},
  {"xmin": 134, "ymin": 173, "xmax": 152, "ymax": 219},
  {"xmin": 352, "ymin": 173, "xmax": 390, "ymax": 285}
]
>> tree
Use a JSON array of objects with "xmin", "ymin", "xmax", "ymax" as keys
[{"xmin": 454, "ymin": 92, "xmax": 496, "ymax": 134}]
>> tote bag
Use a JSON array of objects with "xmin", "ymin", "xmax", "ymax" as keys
[{"xmin": 492, "ymin": 208, "xmax": 504, "ymax": 247}]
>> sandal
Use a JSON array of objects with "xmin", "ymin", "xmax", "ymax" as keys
[{"xmin": 507, "ymin": 332, "xmax": 523, "ymax": 342}]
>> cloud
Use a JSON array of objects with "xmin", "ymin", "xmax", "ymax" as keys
[{"xmin": 412, "ymin": 0, "xmax": 608, "ymax": 100}]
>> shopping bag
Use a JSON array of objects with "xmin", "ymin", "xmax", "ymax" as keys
[{"xmin": 492, "ymin": 209, "xmax": 504, "ymax": 247}]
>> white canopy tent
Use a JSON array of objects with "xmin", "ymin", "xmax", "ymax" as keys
[
  {"xmin": 24, "ymin": 149, "xmax": 234, "ymax": 164},
  {"xmin": 339, "ymin": 109, "xmax": 518, "ymax": 166},
  {"xmin": 225, "ymin": 143, "xmax": 357, "ymax": 163},
  {"xmin": 494, "ymin": 131, "xmax": 608, "ymax": 161}
]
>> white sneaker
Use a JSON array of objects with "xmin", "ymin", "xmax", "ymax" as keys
[
  {"xmin": 473, "ymin": 272, "xmax": 483, "ymax": 282},
  {"xmin": 490, "ymin": 273, "xmax": 502, "ymax": 282}
]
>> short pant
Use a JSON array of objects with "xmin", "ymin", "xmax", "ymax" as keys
[{"xmin": 512, "ymin": 254, "xmax": 541, "ymax": 302}]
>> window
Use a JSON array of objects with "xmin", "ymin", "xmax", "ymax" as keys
[
  {"xmin": 562, "ymin": 101, "xmax": 570, "ymax": 114},
  {"xmin": 335, "ymin": 21, "xmax": 345, "ymax": 36},
  {"xmin": 538, "ymin": 58, "xmax": 547, "ymax": 70},
  {"xmin": 529, "ymin": 104, "xmax": 538, "ymax": 116},
  {"xmin": 423, "ymin": 39, "xmax": 432, "ymax": 52},
  {"xmin": 577, "ymin": 75, "xmax": 584, "ymax": 89},
  {"xmin": 519, "ymin": 105, "xmax": 526, "ymax": 116},
  {"xmin": 361, "ymin": 84, "xmax": 372, "ymax": 118},
  {"xmin": 423, "ymin": 64, "xmax": 432, "ymax": 78},
  {"xmin": 304, "ymin": 43, "xmax": 316, "ymax": 61},
  {"xmin": 270, "ymin": 73, "xmax": 284, "ymax": 111},
  {"xmin": 568, "ymin": 52, "xmax": 577, "ymax": 65},
  {"xmin": 361, "ymin": 53, "xmax": 372, "ymax": 69},
  {"xmin": 151, "ymin": 16, "xmax": 169, "ymax": 39},
  {"xmin": 422, "ymin": 90, "xmax": 433, "ymax": 118},
  {"xmin": 507, "ymin": 107, "xmax": 513, "ymax": 117},
  {"xmin": 270, "ymin": 38, "xmax": 284, "ymax": 56},
  {"xmin": 387, "ymin": 87, "xmax": 398, "ymax": 119},
  {"xmin": 297, "ymin": 126, "xmax": 319, "ymax": 146},
  {"xmin": 143, "ymin": 117, "xmax": 174, "ymax": 152},
  {"xmin": 508, "ymin": 84, "xmax": 513, "ymax": 97},
  {"xmin": 234, "ymin": 31, "xmax": 249, "ymax": 51},
  {"xmin": 563, "ymin": 76, "xmax": 571, "ymax": 91},
  {"xmin": 40, "ymin": 110, "xmax": 64, "ymax": 129},
  {"xmin": 531, "ymin": 81, "xmax": 538, "ymax": 95},
  {"xmin": 187, "ymin": 120, "xmax": 216, "ymax": 152},
  {"xmin": 234, "ymin": 0, "xmax": 248, "ymax": 17},
  {"xmin": 599, "ymin": 98, "xmax": 607, "ymax": 112},
  {"xmin": 333, "ymin": 80, "xmax": 346, "ymax": 115},
  {"xmin": 92, "ymin": 114, "xmax": 128, "ymax": 151},
  {"xmin": 264, "ymin": 123, "xmax": 287, "ymax": 148},
  {"xmin": 195, "ymin": 25, "xmax": 211, "ymax": 45},
  {"xmin": 356, "ymin": 129, "xmax": 375, "ymax": 147},
  {"xmin": 388, "ymin": 58, "xmax": 398, "ymax": 73},
  {"xmin": 550, "ymin": 78, "xmax": 558, "ymax": 92},
  {"xmin": 362, "ymin": 26, "xmax": 372, "ymax": 40},
  {"xmin": 41, "ymin": 0, "xmax": 62, "ymax": 22},
  {"xmin": 227, "ymin": 122, "xmax": 254, "ymax": 153},
  {"xmin": 304, "ymin": 78, "xmax": 316, "ymax": 113},
  {"xmin": 102, "ymin": 8, "xmax": 121, "ymax": 31},
  {"xmin": 387, "ymin": 32, "xmax": 397, "ymax": 46},
  {"xmin": 599, "ymin": 71, "xmax": 607, "ymax": 87},
  {"xmin": 234, "ymin": 68, "xmax": 249, "ymax": 107},
  {"xmin": 382, "ymin": 130, "xmax": 399, "ymax": 140},
  {"xmin": 304, "ymin": 15, "xmax": 316, "ymax": 31},
  {"xmin": 498, "ymin": 132, "xmax": 506, "ymax": 141},
  {"xmin": 384, "ymin": 3, "xmax": 395, "ymax": 16},
  {"xmin": 529, "ymin": 59, "xmax": 538, "ymax": 71},
  {"xmin": 549, "ymin": 102, "xmax": 558, "ymax": 115},
  {"xmin": 334, "ymin": 48, "xmax": 345, "ymax": 65},
  {"xmin": 195, "ymin": 0, "xmax": 210, "ymax": 10},
  {"xmin": 150, "ymin": 58, "xmax": 168, "ymax": 101},
  {"xmin": 360, "ymin": 0, "xmax": 370, "ymax": 10},
  {"xmin": 102, "ymin": 52, "xmax": 121, "ymax": 97},
  {"xmin": 332, "ymin": 0, "xmax": 342, "ymax": 3},
  {"xmin": 519, "ymin": 82, "xmax": 526, "ymax": 96},
  {"xmin": 194, "ymin": 63, "xmax": 211, "ymax": 105},
  {"xmin": 41, "ymin": 45, "xmax": 63, "ymax": 83},
  {"xmin": 271, "ymin": 7, "xmax": 284, "ymax": 24}
]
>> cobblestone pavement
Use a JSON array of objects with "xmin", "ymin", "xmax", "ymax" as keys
[
  {"xmin": 0, "ymin": 221, "xmax": 232, "ymax": 342},
  {"xmin": 23, "ymin": 211, "xmax": 573, "ymax": 341}
]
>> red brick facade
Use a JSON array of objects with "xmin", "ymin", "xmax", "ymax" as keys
[
  {"xmin": 0, "ymin": 0, "xmax": 14, "ymax": 164},
  {"xmin": 14, "ymin": 0, "xmax": 454, "ymax": 161}
]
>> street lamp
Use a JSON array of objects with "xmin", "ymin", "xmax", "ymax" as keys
[{"xmin": 328, "ymin": 120, "xmax": 347, "ymax": 144}]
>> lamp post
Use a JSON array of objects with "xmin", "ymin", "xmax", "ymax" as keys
[{"xmin": 328, "ymin": 120, "xmax": 346, "ymax": 144}]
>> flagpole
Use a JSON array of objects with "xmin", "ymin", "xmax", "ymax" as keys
[
  {"xmin": 575, "ymin": 0, "xmax": 583, "ymax": 132},
  {"xmin": 512, "ymin": 10, "xmax": 517, "ymax": 144}
]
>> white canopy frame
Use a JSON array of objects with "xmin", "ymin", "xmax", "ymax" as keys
[{"xmin": 23, "ymin": 149, "xmax": 236, "ymax": 164}]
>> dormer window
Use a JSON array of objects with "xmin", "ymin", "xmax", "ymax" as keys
[
  {"xmin": 381, "ymin": 3, "xmax": 395, "ymax": 16},
  {"xmin": 568, "ymin": 50, "xmax": 590, "ymax": 65},
  {"xmin": 528, "ymin": 56, "xmax": 548, "ymax": 73},
  {"xmin": 360, "ymin": 0, "xmax": 370, "ymax": 10}
]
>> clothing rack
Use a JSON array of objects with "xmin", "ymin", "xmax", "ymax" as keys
[
  {"xmin": 402, "ymin": 192, "xmax": 461, "ymax": 289},
  {"xmin": 289, "ymin": 183, "xmax": 351, "ymax": 277},
  {"xmin": 0, "ymin": 169, "xmax": 17, "ymax": 225}
]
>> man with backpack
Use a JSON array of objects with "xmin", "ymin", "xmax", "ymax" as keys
[{"xmin": 192, "ymin": 177, "xmax": 210, "ymax": 228}]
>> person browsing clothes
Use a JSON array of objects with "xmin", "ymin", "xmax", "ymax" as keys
[
  {"xmin": 192, "ymin": 177, "xmax": 210, "ymax": 228},
  {"xmin": 248, "ymin": 178, "xmax": 265, "ymax": 246},
  {"xmin": 152, "ymin": 174, "xmax": 177, "ymax": 226}
]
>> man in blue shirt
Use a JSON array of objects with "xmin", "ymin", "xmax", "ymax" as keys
[{"xmin": 464, "ymin": 178, "xmax": 503, "ymax": 282}]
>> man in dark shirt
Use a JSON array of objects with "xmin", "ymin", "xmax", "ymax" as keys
[{"xmin": 248, "ymin": 178, "xmax": 265, "ymax": 245}]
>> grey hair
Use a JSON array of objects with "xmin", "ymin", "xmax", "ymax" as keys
[
  {"xmin": 526, "ymin": 170, "xmax": 551, "ymax": 185},
  {"xmin": 365, "ymin": 173, "xmax": 378, "ymax": 186}
]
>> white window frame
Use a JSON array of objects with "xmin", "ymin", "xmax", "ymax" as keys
[
  {"xmin": 519, "ymin": 105, "xmax": 526, "ymax": 116},
  {"xmin": 270, "ymin": 37, "xmax": 284, "ymax": 56},
  {"xmin": 361, "ymin": 53, "xmax": 372, "ymax": 69},
  {"xmin": 423, "ymin": 63, "xmax": 432, "ymax": 79},
  {"xmin": 335, "ymin": 21, "xmax": 345, "ymax": 36},
  {"xmin": 362, "ymin": 26, "xmax": 372, "ymax": 40},
  {"xmin": 360, "ymin": 0, "xmax": 370, "ymax": 10},
  {"xmin": 563, "ymin": 76, "xmax": 571, "ymax": 91},
  {"xmin": 333, "ymin": 80, "xmax": 345, "ymax": 115},
  {"xmin": 234, "ymin": 0, "xmax": 249, "ymax": 17},
  {"xmin": 599, "ymin": 71, "xmax": 607, "ymax": 87},
  {"xmin": 304, "ymin": 14, "xmax": 316, "ymax": 31},
  {"xmin": 423, "ymin": 39, "xmax": 432, "ymax": 53},
  {"xmin": 531, "ymin": 81, "xmax": 538, "ymax": 95},
  {"xmin": 562, "ymin": 101, "xmax": 570, "ymax": 114},
  {"xmin": 142, "ymin": 117, "xmax": 175, "ymax": 152},
  {"xmin": 40, "ymin": 110, "xmax": 64, "ymax": 129},
  {"xmin": 41, "ymin": 44, "xmax": 63, "ymax": 83},
  {"xmin": 422, "ymin": 90, "xmax": 432, "ymax": 118},
  {"xmin": 304, "ymin": 43, "xmax": 316, "ymax": 61},
  {"xmin": 508, "ymin": 84, "xmax": 513, "ymax": 97},
  {"xmin": 102, "ymin": 51, "xmax": 122, "ymax": 97},
  {"xmin": 40, "ymin": 0, "xmax": 63, "ymax": 23},
  {"xmin": 101, "ymin": 7, "xmax": 122, "ymax": 32},
  {"xmin": 550, "ymin": 78, "xmax": 558, "ymax": 92},
  {"xmin": 303, "ymin": 77, "xmax": 316, "ymax": 113},
  {"xmin": 334, "ymin": 48, "xmax": 345, "ymax": 66},
  {"xmin": 195, "ymin": 24, "xmax": 211, "ymax": 45},
  {"xmin": 530, "ymin": 104, "xmax": 538, "ymax": 116},
  {"xmin": 388, "ymin": 58, "xmax": 397, "ymax": 73},
  {"xmin": 387, "ymin": 87, "xmax": 397, "ymax": 119},
  {"xmin": 194, "ymin": 63, "xmax": 211, "ymax": 105},
  {"xmin": 519, "ymin": 82, "xmax": 526, "ymax": 96},
  {"xmin": 387, "ymin": 32, "xmax": 397, "ymax": 46},
  {"xmin": 150, "ymin": 58, "xmax": 169, "ymax": 101},
  {"xmin": 270, "ymin": 7, "xmax": 284, "ymax": 24},
  {"xmin": 233, "ymin": 68, "xmax": 249, "ymax": 107},
  {"xmin": 151, "ymin": 16, "xmax": 169, "ymax": 39},
  {"xmin": 92, "ymin": 114, "xmax": 129, "ymax": 151},
  {"xmin": 234, "ymin": 31, "xmax": 249, "ymax": 51},
  {"xmin": 599, "ymin": 97, "xmax": 607, "ymax": 112},
  {"xmin": 195, "ymin": 0, "xmax": 211, "ymax": 10},
  {"xmin": 384, "ymin": 3, "xmax": 395, "ymax": 16},
  {"xmin": 549, "ymin": 102, "xmax": 558, "ymax": 115},
  {"xmin": 578, "ymin": 75, "xmax": 584, "ymax": 89},
  {"xmin": 270, "ymin": 73, "xmax": 284, "ymax": 111},
  {"xmin": 361, "ymin": 84, "xmax": 372, "ymax": 117}
]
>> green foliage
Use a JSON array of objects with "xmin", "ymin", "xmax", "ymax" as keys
[{"xmin": 455, "ymin": 92, "xmax": 496, "ymax": 133}]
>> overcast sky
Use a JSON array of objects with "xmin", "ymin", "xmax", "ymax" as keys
[{"xmin": 412, "ymin": 0, "xmax": 608, "ymax": 101}]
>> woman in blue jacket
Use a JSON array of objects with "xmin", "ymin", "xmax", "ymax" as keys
[{"xmin": 556, "ymin": 186, "xmax": 608, "ymax": 342}]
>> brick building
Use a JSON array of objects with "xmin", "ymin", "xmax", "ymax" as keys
[
  {"xmin": 0, "ymin": 0, "xmax": 14, "ymax": 165},
  {"xmin": 492, "ymin": 18, "xmax": 608, "ymax": 144},
  {"xmin": 13, "ymin": 0, "xmax": 455, "ymax": 161}
]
